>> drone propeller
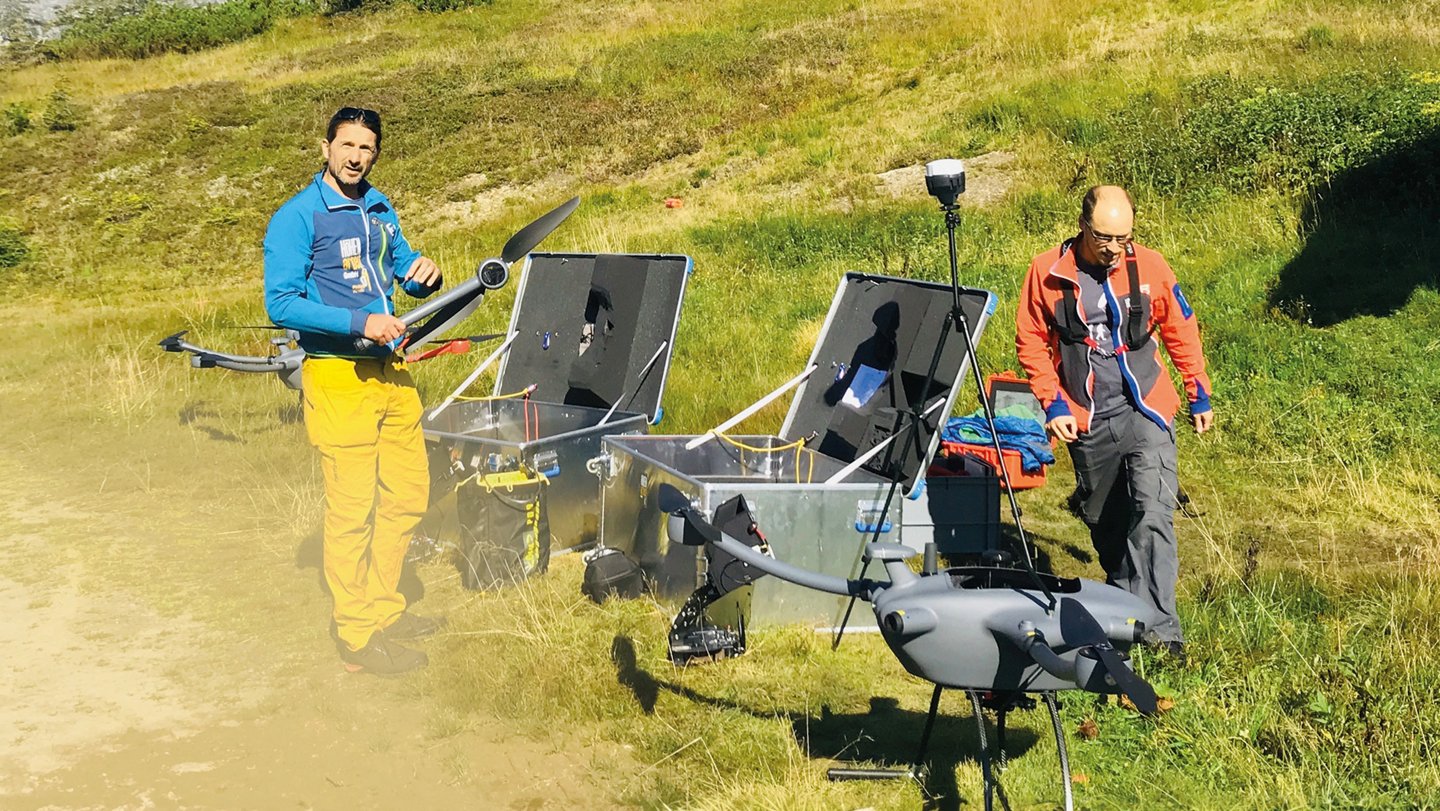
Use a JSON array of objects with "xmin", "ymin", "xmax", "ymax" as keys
[
  {"xmin": 501, "ymin": 196, "xmax": 581, "ymax": 264},
  {"xmin": 400, "ymin": 196, "xmax": 582, "ymax": 350},
  {"xmin": 657, "ymin": 483, "xmax": 690, "ymax": 514},
  {"xmin": 158, "ymin": 330, "xmax": 188, "ymax": 352},
  {"xmin": 1059, "ymin": 597, "xmax": 1159, "ymax": 715}
]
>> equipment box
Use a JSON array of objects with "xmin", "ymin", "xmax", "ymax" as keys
[
  {"xmin": 903, "ymin": 453, "xmax": 1000, "ymax": 557},
  {"xmin": 596, "ymin": 273, "xmax": 997, "ymax": 627},
  {"xmin": 424, "ymin": 252, "xmax": 691, "ymax": 552},
  {"xmin": 939, "ymin": 371, "xmax": 1052, "ymax": 491}
]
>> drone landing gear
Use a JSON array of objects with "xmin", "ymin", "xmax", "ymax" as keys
[{"xmin": 826, "ymin": 687, "xmax": 1074, "ymax": 811}]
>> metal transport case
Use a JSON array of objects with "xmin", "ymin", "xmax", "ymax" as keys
[
  {"xmin": 424, "ymin": 252, "xmax": 691, "ymax": 554},
  {"xmin": 596, "ymin": 272, "xmax": 996, "ymax": 626}
]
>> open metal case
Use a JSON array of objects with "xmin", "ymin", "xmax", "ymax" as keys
[
  {"xmin": 424, "ymin": 252, "xmax": 691, "ymax": 554},
  {"xmin": 595, "ymin": 272, "xmax": 996, "ymax": 627}
]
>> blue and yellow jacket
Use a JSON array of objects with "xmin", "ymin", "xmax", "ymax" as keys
[{"xmin": 264, "ymin": 172, "xmax": 439, "ymax": 358}]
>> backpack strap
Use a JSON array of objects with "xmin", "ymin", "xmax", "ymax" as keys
[{"xmin": 1122, "ymin": 242, "xmax": 1157, "ymax": 351}]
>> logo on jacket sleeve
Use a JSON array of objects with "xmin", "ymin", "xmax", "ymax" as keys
[{"xmin": 1173, "ymin": 283, "xmax": 1194, "ymax": 319}]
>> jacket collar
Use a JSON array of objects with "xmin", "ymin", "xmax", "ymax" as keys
[{"xmin": 312, "ymin": 171, "xmax": 383, "ymax": 212}]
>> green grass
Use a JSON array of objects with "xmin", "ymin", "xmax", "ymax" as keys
[{"xmin": 2, "ymin": 0, "xmax": 1439, "ymax": 807}]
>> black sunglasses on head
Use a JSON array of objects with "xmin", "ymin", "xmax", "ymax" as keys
[
  {"xmin": 326, "ymin": 106, "xmax": 382, "ymax": 145},
  {"xmin": 334, "ymin": 106, "xmax": 380, "ymax": 125}
]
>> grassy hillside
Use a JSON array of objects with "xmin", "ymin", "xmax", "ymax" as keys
[{"xmin": 2, "ymin": 0, "xmax": 1438, "ymax": 807}]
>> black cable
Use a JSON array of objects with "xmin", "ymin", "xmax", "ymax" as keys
[
  {"xmin": 969, "ymin": 690, "xmax": 994, "ymax": 811},
  {"xmin": 1045, "ymin": 691, "xmax": 1074, "ymax": 811}
]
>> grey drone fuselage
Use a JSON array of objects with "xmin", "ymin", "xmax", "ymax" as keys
[
  {"xmin": 867, "ymin": 556, "xmax": 1153, "ymax": 695},
  {"xmin": 666, "ymin": 504, "xmax": 1161, "ymax": 700}
]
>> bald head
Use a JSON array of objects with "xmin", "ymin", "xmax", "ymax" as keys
[
  {"xmin": 1077, "ymin": 185, "xmax": 1135, "ymax": 268},
  {"xmin": 1081, "ymin": 185, "xmax": 1134, "ymax": 223}
]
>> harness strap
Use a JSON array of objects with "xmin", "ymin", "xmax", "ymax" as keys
[{"xmin": 1054, "ymin": 241, "xmax": 1156, "ymax": 352}]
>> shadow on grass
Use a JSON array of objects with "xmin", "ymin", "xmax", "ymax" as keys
[
  {"xmin": 1000, "ymin": 522, "xmax": 1095, "ymax": 568},
  {"xmin": 610, "ymin": 635, "xmax": 1041, "ymax": 811},
  {"xmin": 1270, "ymin": 129, "xmax": 1440, "ymax": 326}
]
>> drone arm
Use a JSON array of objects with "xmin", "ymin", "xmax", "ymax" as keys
[
  {"xmin": 199, "ymin": 356, "xmax": 297, "ymax": 374},
  {"xmin": 180, "ymin": 342, "xmax": 286, "ymax": 365},
  {"xmin": 1005, "ymin": 623, "xmax": 1078, "ymax": 681},
  {"xmin": 666, "ymin": 506, "xmax": 868, "ymax": 598}
]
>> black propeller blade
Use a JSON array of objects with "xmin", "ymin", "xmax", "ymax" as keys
[
  {"xmin": 657, "ymin": 483, "xmax": 691, "ymax": 514},
  {"xmin": 403, "ymin": 291, "xmax": 486, "ymax": 348},
  {"xmin": 158, "ymin": 331, "xmax": 188, "ymax": 351},
  {"xmin": 502, "ymin": 196, "xmax": 580, "ymax": 264},
  {"xmin": 1060, "ymin": 597, "xmax": 1159, "ymax": 715}
]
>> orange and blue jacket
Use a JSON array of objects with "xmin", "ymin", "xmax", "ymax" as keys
[{"xmin": 1015, "ymin": 236, "xmax": 1212, "ymax": 433}]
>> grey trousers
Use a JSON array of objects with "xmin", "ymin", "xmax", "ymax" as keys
[{"xmin": 1067, "ymin": 409, "xmax": 1184, "ymax": 643}]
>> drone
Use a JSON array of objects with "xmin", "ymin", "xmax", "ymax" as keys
[
  {"xmin": 659, "ymin": 483, "xmax": 1161, "ymax": 811},
  {"xmin": 648, "ymin": 161, "xmax": 1169, "ymax": 811},
  {"xmin": 158, "ymin": 196, "xmax": 581, "ymax": 391}
]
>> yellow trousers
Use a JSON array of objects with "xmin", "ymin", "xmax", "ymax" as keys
[{"xmin": 301, "ymin": 356, "xmax": 430, "ymax": 653}]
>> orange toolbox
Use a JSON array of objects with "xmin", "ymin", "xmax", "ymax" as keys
[{"xmin": 940, "ymin": 372, "xmax": 1052, "ymax": 492}]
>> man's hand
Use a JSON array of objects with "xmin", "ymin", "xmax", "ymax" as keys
[
  {"xmin": 1046, "ymin": 415, "xmax": 1079, "ymax": 443},
  {"xmin": 364, "ymin": 313, "xmax": 407, "ymax": 344},
  {"xmin": 1192, "ymin": 409, "xmax": 1215, "ymax": 434},
  {"xmin": 403, "ymin": 256, "xmax": 442, "ymax": 288}
]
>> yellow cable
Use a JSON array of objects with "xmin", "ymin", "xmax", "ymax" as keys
[
  {"xmin": 715, "ymin": 433, "xmax": 815, "ymax": 484},
  {"xmin": 716, "ymin": 433, "xmax": 806, "ymax": 454},
  {"xmin": 454, "ymin": 387, "xmax": 534, "ymax": 403}
]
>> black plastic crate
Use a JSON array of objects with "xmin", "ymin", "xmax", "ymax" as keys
[{"xmin": 907, "ymin": 453, "xmax": 1001, "ymax": 556}]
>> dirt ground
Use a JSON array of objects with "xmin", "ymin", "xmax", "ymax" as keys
[{"xmin": 0, "ymin": 424, "xmax": 620, "ymax": 810}]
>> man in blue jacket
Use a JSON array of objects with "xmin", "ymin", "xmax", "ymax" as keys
[{"xmin": 264, "ymin": 107, "xmax": 444, "ymax": 675}]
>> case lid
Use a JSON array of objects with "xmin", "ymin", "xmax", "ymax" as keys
[
  {"xmin": 986, "ymin": 371, "xmax": 1045, "ymax": 425},
  {"xmin": 779, "ymin": 272, "xmax": 996, "ymax": 497},
  {"xmin": 496, "ymin": 252, "xmax": 691, "ymax": 422}
]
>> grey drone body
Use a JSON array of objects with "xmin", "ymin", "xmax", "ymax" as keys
[
  {"xmin": 866, "ymin": 556, "xmax": 1153, "ymax": 696},
  {"xmin": 664, "ymin": 495, "xmax": 1162, "ymax": 708}
]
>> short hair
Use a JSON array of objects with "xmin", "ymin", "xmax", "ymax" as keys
[
  {"xmin": 326, "ymin": 107, "xmax": 382, "ymax": 148},
  {"xmin": 1080, "ymin": 186, "xmax": 1135, "ymax": 221}
]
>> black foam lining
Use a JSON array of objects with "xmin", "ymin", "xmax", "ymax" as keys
[
  {"xmin": 498, "ymin": 253, "xmax": 688, "ymax": 419},
  {"xmin": 785, "ymin": 274, "xmax": 991, "ymax": 490}
]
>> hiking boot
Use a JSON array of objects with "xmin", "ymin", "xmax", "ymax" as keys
[
  {"xmin": 339, "ymin": 634, "xmax": 428, "ymax": 676},
  {"xmin": 383, "ymin": 612, "xmax": 447, "ymax": 641}
]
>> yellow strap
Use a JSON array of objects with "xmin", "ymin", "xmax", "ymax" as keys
[{"xmin": 453, "ymin": 468, "xmax": 549, "ymax": 494}]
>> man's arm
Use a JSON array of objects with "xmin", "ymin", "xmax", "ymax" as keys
[
  {"xmin": 1152, "ymin": 258, "xmax": 1214, "ymax": 433},
  {"xmin": 263, "ymin": 207, "xmax": 366, "ymax": 337},
  {"xmin": 1015, "ymin": 260, "xmax": 1077, "ymax": 441}
]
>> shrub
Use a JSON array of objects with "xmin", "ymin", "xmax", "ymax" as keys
[
  {"xmin": 2, "ymin": 103, "xmax": 30, "ymax": 135},
  {"xmin": 45, "ymin": 0, "xmax": 312, "ymax": 61},
  {"xmin": 409, "ymin": 0, "xmax": 491, "ymax": 12},
  {"xmin": 42, "ymin": 89, "xmax": 82, "ymax": 131},
  {"xmin": 1103, "ymin": 71, "xmax": 1439, "ymax": 201},
  {"xmin": 0, "ymin": 222, "xmax": 29, "ymax": 269}
]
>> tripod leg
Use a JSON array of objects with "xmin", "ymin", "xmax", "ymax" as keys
[
  {"xmin": 1044, "ymin": 691, "xmax": 1074, "ymax": 811},
  {"xmin": 968, "ymin": 690, "xmax": 994, "ymax": 811},
  {"xmin": 996, "ymin": 707, "xmax": 1009, "ymax": 772},
  {"xmin": 910, "ymin": 684, "xmax": 943, "ymax": 775}
]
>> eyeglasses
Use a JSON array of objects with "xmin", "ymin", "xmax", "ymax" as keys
[{"xmin": 1083, "ymin": 219, "xmax": 1133, "ymax": 247}]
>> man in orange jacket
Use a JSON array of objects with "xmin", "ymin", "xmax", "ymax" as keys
[{"xmin": 1015, "ymin": 186, "xmax": 1214, "ymax": 661}]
